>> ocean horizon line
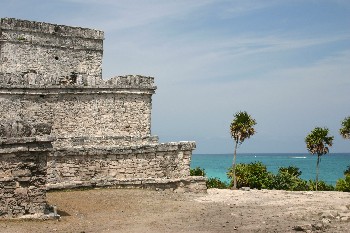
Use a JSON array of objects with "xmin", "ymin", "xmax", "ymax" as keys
[{"xmin": 193, "ymin": 152, "xmax": 350, "ymax": 156}]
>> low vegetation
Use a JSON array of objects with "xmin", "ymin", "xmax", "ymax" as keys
[
  {"xmin": 227, "ymin": 161, "xmax": 273, "ymax": 190},
  {"xmin": 227, "ymin": 162, "xmax": 338, "ymax": 191},
  {"xmin": 335, "ymin": 165, "xmax": 350, "ymax": 192},
  {"xmin": 335, "ymin": 175, "xmax": 350, "ymax": 192},
  {"xmin": 190, "ymin": 167, "xmax": 206, "ymax": 176},
  {"xmin": 206, "ymin": 178, "xmax": 228, "ymax": 189},
  {"xmin": 307, "ymin": 180, "xmax": 334, "ymax": 191},
  {"xmin": 191, "ymin": 162, "xmax": 350, "ymax": 192},
  {"xmin": 271, "ymin": 166, "xmax": 308, "ymax": 191},
  {"xmin": 190, "ymin": 167, "xmax": 228, "ymax": 189}
]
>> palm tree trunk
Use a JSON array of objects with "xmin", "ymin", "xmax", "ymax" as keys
[
  {"xmin": 232, "ymin": 139, "xmax": 238, "ymax": 189},
  {"xmin": 316, "ymin": 155, "xmax": 320, "ymax": 191}
]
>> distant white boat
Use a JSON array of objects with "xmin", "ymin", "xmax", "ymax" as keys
[{"xmin": 291, "ymin": 156, "xmax": 307, "ymax": 159}]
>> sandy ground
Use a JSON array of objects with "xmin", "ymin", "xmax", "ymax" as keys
[{"xmin": 1, "ymin": 188, "xmax": 350, "ymax": 233}]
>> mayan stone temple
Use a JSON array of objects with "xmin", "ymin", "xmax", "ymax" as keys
[{"xmin": 0, "ymin": 18, "xmax": 206, "ymax": 218}]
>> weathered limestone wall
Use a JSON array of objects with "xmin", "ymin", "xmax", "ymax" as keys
[
  {"xmin": 0, "ymin": 121, "xmax": 54, "ymax": 218},
  {"xmin": 0, "ymin": 18, "xmax": 103, "ymax": 86},
  {"xmin": 0, "ymin": 84, "xmax": 155, "ymax": 142},
  {"xmin": 47, "ymin": 142, "xmax": 195, "ymax": 189}
]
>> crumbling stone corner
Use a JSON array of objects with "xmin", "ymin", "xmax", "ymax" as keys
[{"xmin": 0, "ymin": 121, "xmax": 55, "ymax": 219}]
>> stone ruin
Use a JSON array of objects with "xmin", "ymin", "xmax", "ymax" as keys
[
  {"xmin": 0, "ymin": 121, "xmax": 55, "ymax": 218},
  {"xmin": 0, "ymin": 18, "xmax": 206, "ymax": 219}
]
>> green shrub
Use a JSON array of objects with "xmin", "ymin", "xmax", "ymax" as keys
[
  {"xmin": 336, "ymin": 175, "xmax": 350, "ymax": 192},
  {"xmin": 278, "ymin": 166, "xmax": 302, "ymax": 177},
  {"xmin": 272, "ymin": 166, "xmax": 308, "ymax": 191},
  {"xmin": 190, "ymin": 167, "xmax": 206, "ymax": 176},
  {"xmin": 202, "ymin": 161, "xmax": 344, "ymax": 192},
  {"xmin": 307, "ymin": 180, "xmax": 335, "ymax": 191},
  {"xmin": 227, "ymin": 163, "xmax": 335, "ymax": 191},
  {"xmin": 336, "ymin": 166, "xmax": 350, "ymax": 192},
  {"xmin": 227, "ymin": 161, "xmax": 274, "ymax": 189},
  {"xmin": 190, "ymin": 167, "xmax": 228, "ymax": 189},
  {"xmin": 206, "ymin": 177, "xmax": 228, "ymax": 189}
]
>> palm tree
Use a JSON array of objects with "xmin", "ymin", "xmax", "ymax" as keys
[
  {"xmin": 340, "ymin": 116, "xmax": 350, "ymax": 139},
  {"xmin": 305, "ymin": 127, "xmax": 334, "ymax": 191},
  {"xmin": 230, "ymin": 111, "xmax": 257, "ymax": 189}
]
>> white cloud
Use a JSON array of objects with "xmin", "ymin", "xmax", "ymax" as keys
[{"xmin": 60, "ymin": 0, "xmax": 216, "ymax": 31}]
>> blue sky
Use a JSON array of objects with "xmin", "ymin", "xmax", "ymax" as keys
[{"xmin": 1, "ymin": 0, "xmax": 350, "ymax": 153}]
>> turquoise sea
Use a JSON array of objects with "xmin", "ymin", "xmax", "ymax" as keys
[{"xmin": 191, "ymin": 153, "xmax": 350, "ymax": 186}]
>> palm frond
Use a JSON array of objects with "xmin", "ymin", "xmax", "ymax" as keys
[
  {"xmin": 340, "ymin": 116, "xmax": 350, "ymax": 139},
  {"xmin": 230, "ymin": 111, "xmax": 257, "ymax": 144},
  {"xmin": 305, "ymin": 127, "xmax": 334, "ymax": 156}
]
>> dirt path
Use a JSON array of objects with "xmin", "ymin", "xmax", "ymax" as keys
[{"xmin": 1, "ymin": 188, "xmax": 349, "ymax": 232}]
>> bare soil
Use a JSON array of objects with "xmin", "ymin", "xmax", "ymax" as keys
[{"xmin": 1, "ymin": 188, "xmax": 350, "ymax": 233}]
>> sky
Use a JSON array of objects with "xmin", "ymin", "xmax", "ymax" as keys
[{"xmin": 1, "ymin": 0, "xmax": 350, "ymax": 153}]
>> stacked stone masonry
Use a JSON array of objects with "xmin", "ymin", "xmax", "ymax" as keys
[
  {"xmin": 0, "ymin": 121, "xmax": 54, "ymax": 218},
  {"xmin": 47, "ymin": 142, "xmax": 196, "ymax": 189},
  {"xmin": 0, "ymin": 17, "xmax": 103, "ymax": 86},
  {"xmin": 0, "ymin": 90, "xmax": 155, "ymax": 142},
  {"xmin": 0, "ymin": 17, "xmax": 207, "ymax": 207}
]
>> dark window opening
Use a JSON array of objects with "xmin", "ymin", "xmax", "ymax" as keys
[{"xmin": 70, "ymin": 72, "xmax": 78, "ymax": 84}]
